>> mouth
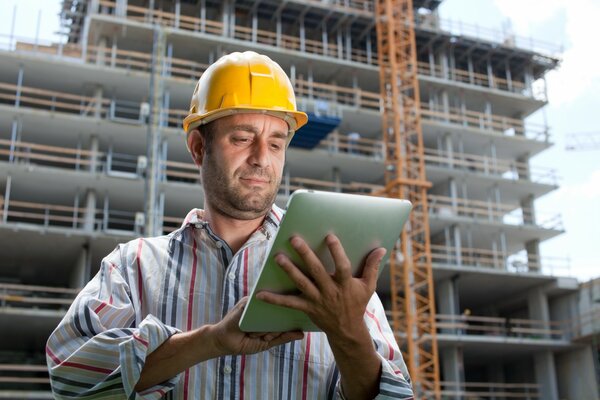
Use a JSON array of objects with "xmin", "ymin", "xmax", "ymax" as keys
[{"xmin": 240, "ymin": 177, "xmax": 270, "ymax": 185}]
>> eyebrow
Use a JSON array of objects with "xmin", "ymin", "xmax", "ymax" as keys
[{"xmin": 230, "ymin": 124, "xmax": 288, "ymax": 140}]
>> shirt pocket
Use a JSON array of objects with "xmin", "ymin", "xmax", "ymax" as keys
[{"xmin": 268, "ymin": 332, "xmax": 334, "ymax": 367}]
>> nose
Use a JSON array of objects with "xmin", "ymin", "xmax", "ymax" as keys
[{"xmin": 247, "ymin": 138, "xmax": 270, "ymax": 168}]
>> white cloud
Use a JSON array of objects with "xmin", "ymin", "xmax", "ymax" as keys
[
  {"xmin": 556, "ymin": 169, "xmax": 600, "ymax": 200},
  {"xmin": 493, "ymin": 0, "xmax": 600, "ymax": 105}
]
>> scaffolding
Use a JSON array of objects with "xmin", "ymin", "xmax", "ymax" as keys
[{"xmin": 374, "ymin": 0, "xmax": 440, "ymax": 398}]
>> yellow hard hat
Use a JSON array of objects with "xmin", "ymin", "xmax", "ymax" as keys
[{"xmin": 183, "ymin": 51, "xmax": 308, "ymax": 143}]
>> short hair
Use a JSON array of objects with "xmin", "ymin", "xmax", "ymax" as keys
[{"xmin": 197, "ymin": 120, "xmax": 217, "ymax": 153}]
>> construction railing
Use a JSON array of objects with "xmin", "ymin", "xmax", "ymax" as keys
[
  {"xmin": 0, "ymin": 135, "xmax": 558, "ymax": 188},
  {"xmin": 439, "ymin": 381, "xmax": 540, "ymax": 399},
  {"xmin": 430, "ymin": 244, "xmax": 570, "ymax": 276},
  {"xmin": 92, "ymin": 0, "xmax": 559, "ymax": 64},
  {"xmin": 420, "ymin": 102, "xmax": 549, "ymax": 142},
  {"xmin": 435, "ymin": 313, "xmax": 567, "ymax": 340},
  {"xmin": 2, "ymin": 44, "xmax": 549, "ymax": 141},
  {"xmin": 415, "ymin": 13, "xmax": 562, "ymax": 57},
  {"xmin": 0, "ymin": 196, "xmax": 143, "ymax": 235},
  {"xmin": 427, "ymin": 194, "xmax": 563, "ymax": 230},
  {"xmin": 316, "ymin": 132, "xmax": 558, "ymax": 185},
  {"xmin": 0, "ymin": 283, "xmax": 78, "ymax": 311},
  {"xmin": 0, "ymin": 364, "xmax": 50, "ymax": 386},
  {"xmin": 8, "ymin": 34, "xmax": 542, "ymax": 101}
]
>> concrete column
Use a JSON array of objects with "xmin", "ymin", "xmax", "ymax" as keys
[
  {"xmin": 444, "ymin": 133, "xmax": 453, "ymax": 168},
  {"xmin": 89, "ymin": 135, "xmax": 99, "ymax": 173},
  {"xmin": 528, "ymin": 287, "xmax": 550, "ymax": 337},
  {"xmin": 115, "ymin": 0, "xmax": 127, "ymax": 17},
  {"xmin": 440, "ymin": 50, "xmax": 449, "ymax": 79},
  {"xmin": 555, "ymin": 347, "xmax": 600, "ymax": 400},
  {"xmin": 526, "ymin": 239, "xmax": 541, "ymax": 272},
  {"xmin": 441, "ymin": 346, "xmax": 464, "ymax": 400},
  {"xmin": 534, "ymin": 351, "xmax": 559, "ymax": 400},
  {"xmin": 96, "ymin": 37, "xmax": 107, "ymax": 66},
  {"xmin": 521, "ymin": 194, "xmax": 535, "ymax": 225},
  {"xmin": 516, "ymin": 155, "xmax": 530, "ymax": 181},
  {"xmin": 70, "ymin": 244, "xmax": 91, "ymax": 289},
  {"xmin": 452, "ymin": 225, "xmax": 462, "ymax": 267},
  {"xmin": 94, "ymin": 85, "xmax": 103, "ymax": 119},
  {"xmin": 438, "ymin": 277, "xmax": 459, "ymax": 334},
  {"xmin": 487, "ymin": 58, "xmax": 494, "ymax": 88},
  {"xmin": 84, "ymin": 189, "xmax": 96, "ymax": 231}
]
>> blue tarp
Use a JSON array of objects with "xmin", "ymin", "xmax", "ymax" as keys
[{"xmin": 289, "ymin": 112, "xmax": 341, "ymax": 150}]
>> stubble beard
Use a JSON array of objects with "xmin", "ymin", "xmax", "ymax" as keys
[{"xmin": 201, "ymin": 153, "xmax": 281, "ymax": 220}]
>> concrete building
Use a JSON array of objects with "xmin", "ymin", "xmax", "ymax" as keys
[{"xmin": 0, "ymin": 0, "xmax": 598, "ymax": 398}]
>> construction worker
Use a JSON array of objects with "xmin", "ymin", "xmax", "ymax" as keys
[{"xmin": 46, "ymin": 51, "xmax": 412, "ymax": 399}]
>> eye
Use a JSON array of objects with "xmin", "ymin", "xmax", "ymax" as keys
[
  {"xmin": 233, "ymin": 136, "xmax": 251, "ymax": 144},
  {"xmin": 270, "ymin": 142, "xmax": 284, "ymax": 151}
]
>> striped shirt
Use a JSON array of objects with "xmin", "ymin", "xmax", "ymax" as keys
[{"xmin": 46, "ymin": 206, "xmax": 413, "ymax": 399}]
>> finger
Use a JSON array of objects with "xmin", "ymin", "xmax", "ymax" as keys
[
  {"xmin": 289, "ymin": 236, "xmax": 331, "ymax": 289},
  {"xmin": 362, "ymin": 247, "xmax": 386, "ymax": 292},
  {"xmin": 325, "ymin": 234, "xmax": 352, "ymax": 283},
  {"xmin": 256, "ymin": 291, "xmax": 309, "ymax": 313},
  {"xmin": 275, "ymin": 253, "xmax": 320, "ymax": 300}
]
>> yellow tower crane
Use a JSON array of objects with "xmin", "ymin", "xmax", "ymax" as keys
[{"xmin": 374, "ymin": 0, "xmax": 441, "ymax": 398}]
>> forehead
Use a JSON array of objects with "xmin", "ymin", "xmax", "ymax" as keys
[{"xmin": 215, "ymin": 113, "xmax": 289, "ymax": 133}]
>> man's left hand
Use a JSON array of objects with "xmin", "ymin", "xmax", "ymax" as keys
[{"xmin": 255, "ymin": 234, "xmax": 386, "ymax": 340}]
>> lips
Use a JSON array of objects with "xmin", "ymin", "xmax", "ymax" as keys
[{"xmin": 240, "ymin": 177, "xmax": 270, "ymax": 184}]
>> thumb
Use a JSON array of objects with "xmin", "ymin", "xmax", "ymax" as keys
[{"xmin": 362, "ymin": 247, "xmax": 386, "ymax": 290}]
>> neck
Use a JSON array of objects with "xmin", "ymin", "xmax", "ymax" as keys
[{"xmin": 202, "ymin": 206, "xmax": 267, "ymax": 254}]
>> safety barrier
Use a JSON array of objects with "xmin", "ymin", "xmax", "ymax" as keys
[
  {"xmin": 439, "ymin": 380, "xmax": 540, "ymax": 399},
  {"xmin": 10, "ymin": 35, "xmax": 542, "ymax": 100},
  {"xmin": 0, "ymin": 60, "xmax": 548, "ymax": 142},
  {"xmin": 0, "ymin": 283, "xmax": 77, "ymax": 311},
  {"xmin": 430, "ymin": 244, "xmax": 570, "ymax": 275}
]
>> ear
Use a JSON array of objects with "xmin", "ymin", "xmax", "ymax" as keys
[{"xmin": 187, "ymin": 128, "xmax": 205, "ymax": 167}]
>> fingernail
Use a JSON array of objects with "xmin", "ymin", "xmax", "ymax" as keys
[{"xmin": 290, "ymin": 236, "xmax": 301, "ymax": 246}]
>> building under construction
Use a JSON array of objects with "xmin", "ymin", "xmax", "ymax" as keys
[{"xmin": 0, "ymin": 0, "xmax": 598, "ymax": 398}]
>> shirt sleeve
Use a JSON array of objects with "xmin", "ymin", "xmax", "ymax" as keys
[
  {"xmin": 335, "ymin": 293, "xmax": 414, "ymax": 399},
  {"xmin": 46, "ymin": 244, "xmax": 182, "ymax": 399}
]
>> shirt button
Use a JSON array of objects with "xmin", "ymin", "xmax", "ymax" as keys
[
  {"xmin": 228, "ymin": 272, "xmax": 236, "ymax": 281},
  {"xmin": 216, "ymin": 241, "xmax": 223, "ymax": 248},
  {"xmin": 224, "ymin": 365, "xmax": 232, "ymax": 374}
]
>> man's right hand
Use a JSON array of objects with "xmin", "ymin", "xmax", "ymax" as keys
[
  {"xmin": 135, "ymin": 297, "xmax": 303, "ymax": 392},
  {"xmin": 211, "ymin": 296, "xmax": 304, "ymax": 356}
]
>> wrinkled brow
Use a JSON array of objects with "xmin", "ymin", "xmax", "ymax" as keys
[{"xmin": 230, "ymin": 124, "xmax": 288, "ymax": 140}]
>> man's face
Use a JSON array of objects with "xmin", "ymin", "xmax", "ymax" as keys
[{"xmin": 199, "ymin": 113, "xmax": 288, "ymax": 220}]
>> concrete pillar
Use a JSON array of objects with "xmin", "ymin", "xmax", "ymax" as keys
[
  {"xmin": 487, "ymin": 363, "xmax": 505, "ymax": 400},
  {"xmin": 534, "ymin": 351, "xmax": 559, "ymax": 400},
  {"xmin": 84, "ymin": 189, "xmax": 96, "ymax": 231},
  {"xmin": 526, "ymin": 239, "xmax": 541, "ymax": 272},
  {"xmin": 528, "ymin": 287, "xmax": 550, "ymax": 337},
  {"xmin": 516, "ymin": 155, "xmax": 530, "ymax": 181},
  {"xmin": 440, "ymin": 50, "xmax": 449, "ymax": 79},
  {"xmin": 444, "ymin": 133, "xmax": 453, "ymax": 168},
  {"xmin": 89, "ymin": 135, "xmax": 99, "ymax": 173},
  {"xmin": 521, "ymin": 194, "xmax": 535, "ymax": 225},
  {"xmin": 438, "ymin": 277, "xmax": 460, "ymax": 334},
  {"xmin": 441, "ymin": 346, "xmax": 464, "ymax": 400},
  {"xmin": 115, "ymin": 0, "xmax": 127, "ymax": 17},
  {"xmin": 452, "ymin": 225, "xmax": 462, "ymax": 267},
  {"xmin": 96, "ymin": 37, "xmax": 107, "ymax": 66},
  {"xmin": 70, "ymin": 244, "xmax": 91, "ymax": 289},
  {"xmin": 94, "ymin": 85, "xmax": 103, "ymax": 119},
  {"xmin": 555, "ymin": 347, "xmax": 600, "ymax": 400}
]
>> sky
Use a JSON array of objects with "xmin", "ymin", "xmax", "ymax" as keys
[{"xmin": 0, "ymin": 0, "xmax": 598, "ymax": 282}]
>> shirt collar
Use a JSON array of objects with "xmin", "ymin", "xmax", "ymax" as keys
[{"xmin": 168, "ymin": 204, "xmax": 284, "ymax": 253}]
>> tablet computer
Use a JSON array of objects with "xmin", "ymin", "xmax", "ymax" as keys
[{"xmin": 238, "ymin": 189, "xmax": 412, "ymax": 332}]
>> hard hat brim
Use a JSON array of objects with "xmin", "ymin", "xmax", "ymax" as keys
[{"xmin": 184, "ymin": 107, "xmax": 308, "ymax": 136}]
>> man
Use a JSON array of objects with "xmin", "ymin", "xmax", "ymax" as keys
[{"xmin": 46, "ymin": 51, "xmax": 413, "ymax": 399}]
